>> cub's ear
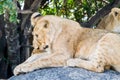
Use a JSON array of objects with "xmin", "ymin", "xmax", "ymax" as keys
[
  {"xmin": 31, "ymin": 12, "xmax": 41, "ymax": 26},
  {"xmin": 111, "ymin": 8, "xmax": 119, "ymax": 16},
  {"xmin": 43, "ymin": 20, "xmax": 49, "ymax": 28},
  {"xmin": 114, "ymin": 11, "xmax": 118, "ymax": 16}
]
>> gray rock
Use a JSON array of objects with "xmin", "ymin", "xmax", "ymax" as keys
[{"xmin": 9, "ymin": 67, "xmax": 120, "ymax": 80}]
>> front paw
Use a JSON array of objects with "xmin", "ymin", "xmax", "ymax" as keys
[
  {"xmin": 13, "ymin": 64, "xmax": 33, "ymax": 76},
  {"xmin": 67, "ymin": 59, "xmax": 77, "ymax": 67},
  {"xmin": 14, "ymin": 65, "xmax": 23, "ymax": 76}
]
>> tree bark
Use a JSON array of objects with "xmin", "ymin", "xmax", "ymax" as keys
[
  {"xmin": 4, "ymin": 11, "xmax": 20, "ymax": 77},
  {"xmin": 0, "ymin": 15, "xmax": 8, "ymax": 79},
  {"xmin": 19, "ymin": 0, "xmax": 35, "ymax": 63}
]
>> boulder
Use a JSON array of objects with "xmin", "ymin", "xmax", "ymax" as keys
[{"xmin": 9, "ymin": 67, "xmax": 120, "ymax": 80}]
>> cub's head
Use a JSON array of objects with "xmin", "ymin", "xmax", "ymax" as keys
[
  {"xmin": 31, "ymin": 12, "xmax": 56, "ymax": 52},
  {"xmin": 97, "ymin": 7, "xmax": 120, "ymax": 33}
]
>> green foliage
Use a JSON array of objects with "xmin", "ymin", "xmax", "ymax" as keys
[
  {"xmin": 108, "ymin": 0, "xmax": 113, "ymax": 3},
  {"xmin": 0, "ymin": 0, "xmax": 113, "ymax": 23},
  {"xmin": 0, "ymin": 0, "xmax": 18, "ymax": 23},
  {"xmin": 39, "ymin": 0, "xmax": 111, "ymax": 22}
]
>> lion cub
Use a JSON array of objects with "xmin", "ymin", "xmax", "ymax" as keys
[
  {"xmin": 14, "ymin": 12, "xmax": 120, "ymax": 75},
  {"xmin": 97, "ymin": 7, "xmax": 120, "ymax": 33}
]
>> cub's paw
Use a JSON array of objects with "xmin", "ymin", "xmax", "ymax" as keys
[
  {"xmin": 13, "ymin": 64, "xmax": 33, "ymax": 76},
  {"xmin": 67, "ymin": 59, "xmax": 77, "ymax": 67},
  {"xmin": 14, "ymin": 65, "xmax": 23, "ymax": 76}
]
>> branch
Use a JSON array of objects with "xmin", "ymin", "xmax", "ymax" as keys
[
  {"xmin": 98, "ymin": 0, "xmax": 109, "ymax": 4},
  {"xmin": 80, "ymin": 0, "xmax": 120, "ymax": 28},
  {"xmin": 18, "ymin": 10, "xmax": 33, "ymax": 14},
  {"xmin": 30, "ymin": 0, "xmax": 42, "ymax": 11},
  {"xmin": 21, "ymin": 0, "xmax": 43, "ymax": 30}
]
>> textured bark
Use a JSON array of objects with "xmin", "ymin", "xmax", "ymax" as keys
[
  {"xmin": 5, "ymin": 22, "xmax": 20, "ymax": 70},
  {"xmin": 4, "ymin": 12, "xmax": 20, "ymax": 78},
  {"xmin": 19, "ymin": 0, "xmax": 34, "ymax": 63},
  {"xmin": 0, "ymin": 15, "xmax": 8, "ymax": 79}
]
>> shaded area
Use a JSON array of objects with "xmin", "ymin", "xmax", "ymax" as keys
[{"xmin": 9, "ymin": 67, "xmax": 120, "ymax": 80}]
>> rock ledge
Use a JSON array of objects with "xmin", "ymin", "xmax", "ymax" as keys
[{"xmin": 9, "ymin": 67, "xmax": 120, "ymax": 80}]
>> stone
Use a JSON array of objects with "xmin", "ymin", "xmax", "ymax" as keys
[{"xmin": 9, "ymin": 67, "xmax": 120, "ymax": 80}]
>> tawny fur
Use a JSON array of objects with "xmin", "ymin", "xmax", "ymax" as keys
[
  {"xmin": 97, "ymin": 7, "xmax": 120, "ymax": 33},
  {"xmin": 14, "ymin": 12, "xmax": 120, "ymax": 75}
]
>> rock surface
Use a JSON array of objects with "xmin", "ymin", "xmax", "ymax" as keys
[{"xmin": 9, "ymin": 67, "xmax": 120, "ymax": 80}]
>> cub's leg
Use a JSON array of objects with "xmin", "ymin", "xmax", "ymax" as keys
[
  {"xmin": 67, "ymin": 57, "xmax": 105, "ymax": 72},
  {"xmin": 67, "ymin": 46, "xmax": 110, "ymax": 72},
  {"xmin": 67, "ymin": 33, "xmax": 120, "ymax": 72},
  {"xmin": 24, "ymin": 53, "xmax": 50, "ymax": 63},
  {"xmin": 14, "ymin": 53, "xmax": 70, "ymax": 75},
  {"xmin": 67, "ymin": 45, "xmax": 107, "ymax": 72}
]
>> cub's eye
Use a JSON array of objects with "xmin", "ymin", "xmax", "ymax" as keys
[{"xmin": 35, "ymin": 34, "xmax": 38, "ymax": 37}]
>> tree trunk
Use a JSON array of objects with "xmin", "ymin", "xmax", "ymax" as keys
[
  {"xmin": 19, "ymin": 0, "xmax": 35, "ymax": 63},
  {"xmin": 4, "ymin": 11, "xmax": 20, "ymax": 78},
  {"xmin": 0, "ymin": 15, "xmax": 8, "ymax": 79}
]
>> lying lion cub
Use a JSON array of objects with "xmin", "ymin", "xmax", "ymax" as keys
[
  {"xmin": 97, "ymin": 7, "xmax": 120, "ymax": 33},
  {"xmin": 14, "ymin": 12, "xmax": 120, "ymax": 75}
]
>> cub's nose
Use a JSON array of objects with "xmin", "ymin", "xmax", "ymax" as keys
[{"xmin": 44, "ymin": 45, "xmax": 49, "ymax": 49}]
